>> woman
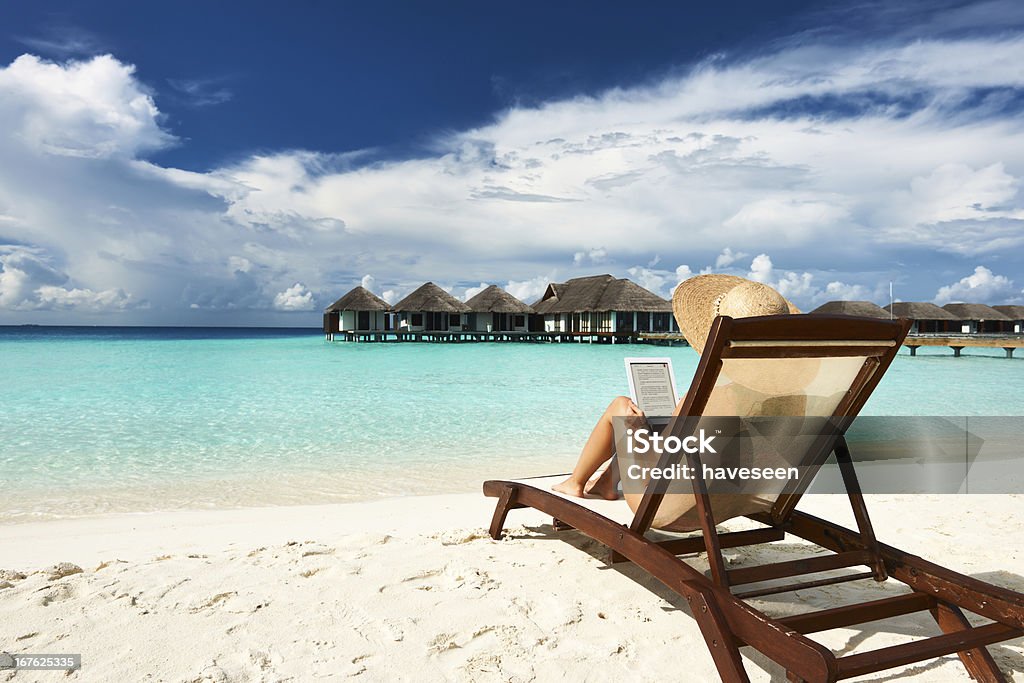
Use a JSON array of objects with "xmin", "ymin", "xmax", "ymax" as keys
[{"xmin": 551, "ymin": 274, "xmax": 798, "ymax": 518}]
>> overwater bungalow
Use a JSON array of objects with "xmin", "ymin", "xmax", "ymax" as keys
[
  {"xmin": 532, "ymin": 274, "xmax": 675, "ymax": 337},
  {"xmin": 323, "ymin": 285, "xmax": 393, "ymax": 338},
  {"xmin": 392, "ymin": 282, "xmax": 471, "ymax": 333},
  {"xmin": 883, "ymin": 302, "xmax": 959, "ymax": 334},
  {"xmin": 464, "ymin": 285, "xmax": 535, "ymax": 333},
  {"xmin": 811, "ymin": 300, "xmax": 891, "ymax": 319},
  {"xmin": 942, "ymin": 303, "xmax": 1012, "ymax": 334},
  {"xmin": 993, "ymin": 305, "xmax": 1024, "ymax": 334}
]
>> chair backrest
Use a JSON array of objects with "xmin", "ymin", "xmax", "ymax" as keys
[{"xmin": 631, "ymin": 314, "xmax": 910, "ymax": 532}]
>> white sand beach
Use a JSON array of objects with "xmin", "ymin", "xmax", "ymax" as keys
[{"xmin": 2, "ymin": 492, "xmax": 1023, "ymax": 682}]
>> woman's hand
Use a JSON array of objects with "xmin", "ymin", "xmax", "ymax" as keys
[{"xmin": 624, "ymin": 400, "xmax": 647, "ymax": 432}]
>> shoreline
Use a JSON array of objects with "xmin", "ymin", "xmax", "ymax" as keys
[{"xmin": 0, "ymin": 491, "xmax": 518, "ymax": 568}]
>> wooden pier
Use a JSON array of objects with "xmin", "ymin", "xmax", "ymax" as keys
[
  {"xmin": 326, "ymin": 330, "xmax": 681, "ymax": 344},
  {"xmin": 326, "ymin": 330, "xmax": 1022, "ymax": 355},
  {"xmin": 904, "ymin": 334, "xmax": 1024, "ymax": 358}
]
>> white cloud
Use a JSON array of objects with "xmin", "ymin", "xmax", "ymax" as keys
[
  {"xmin": 360, "ymin": 274, "xmax": 376, "ymax": 293},
  {"xmin": 504, "ymin": 275, "xmax": 551, "ymax": 304},
  {"xmin": 35, "ymin": 284, "xmax": 134, "ymax": 311},
  {"xmin": 0, "ymin": 54, "xmax": 172, "ymax": 158},
  {"xmin": 167, "ymin": 77, "xmax": 232, "ymax": 107},
  {"xmin": 463, "ymin": 282, "xmax": 488, "ymax": 300},
  {"xmin": 916, "ymin": 164, "xmax": 1017, "ymax": 222},
  {"xmin": 626, "ymin": 267, "xmax": 674, "ymax": 298},
  {"xmin": 3, "ymin": 21, "xmax": 1024, "ymax": 323},
  {"xmin": 934, "ymin": 266, "xmax": 1019, "ymax": 304},
  {"xmin": 228, "ymin": 256, "xmax": 252, "ymax": 274},
  {"xmin": 675, "ymin": 264, "xmax": 698, "ymax": 280},
  {"xmin": 816, "ymin": 280, "xmax": 876, "ymax": 303},
  {"xmin": 573, "ymin": 248, "xmax": 609, "ymax": 266},
  {"xmin": 0, "ymin": 246, "xmax": 136, "ymax": 311},
  {"xmin": 723, "ymin": 199, "xmax": 848, "ymax": 244},
  {"xmin": 272, "ymin": 283, "xmax": 315, "ymax": 311},
  {"xmin": 747, "ymin": 254, "xmax": 774, "ymax": 283},
  {"xmin": 714, "ymin": 247, "xmax": 747, "ymax": 269},
  {"xmin": 745, "ymin": 253, "xmax": 881, "ymax": 309}
]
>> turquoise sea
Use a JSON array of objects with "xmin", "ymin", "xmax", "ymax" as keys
[{"xmin": 2, "ymin": 326, "xmax": 1022, "ymax": 521}]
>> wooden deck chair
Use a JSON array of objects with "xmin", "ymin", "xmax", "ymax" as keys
[{"xmin": 484, "ymin": 314, "xmax": 1024, "ymax": 682}]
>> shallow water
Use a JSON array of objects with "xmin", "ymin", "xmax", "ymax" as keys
[{"xmin": 2, "ymin": 326, "xmax": 1022, "ymax": 520}]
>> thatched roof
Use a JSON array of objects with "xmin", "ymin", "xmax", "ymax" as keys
[
  {"xmin": 993, "ymin": 305, "xmax": 1024, "ymax": 320},
  {"xmin": 324, "ymin": 286, "xmax": 391, "ymax": 312},
  {"xmin": 532, "ymin": 274, "xmax": 671, "ymax": 314},
  {"xmin": 464, "ymin": 285, "xmax": 534, "ymax": 314},
  {"xmin": 942, "ymin": 303, "xmax": 1011, "ymax": 321},
  {"xmin": 883, "ymin": 302, "xmax": 957, "ymax": 320},
  {"xmin": 811, "ymin": 301, "xmax": 891, "ymax": 319},
  {"xmin": 392, "ymin": 282, "xmax": 470, "ymax": 313}
]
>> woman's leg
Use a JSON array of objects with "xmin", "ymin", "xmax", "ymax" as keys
[{"xmin": 552, "ymin": 396, "xmax": 636, "ymax": 499}]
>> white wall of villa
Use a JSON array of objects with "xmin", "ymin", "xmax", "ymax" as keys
[
  {"xmin": 468, "ymin": 312, "xmax": 529, "ymax": 332},
  {"xmin": 543, "ymin": 311, "xmax": 677, "ymax": 333},
  {"xmin": 338, "ymin": 310, "xmax": 390, "ymax": 332},
  {"xmin": 397, "ymin": 312, "xmax": 466, "ymax": 332}
]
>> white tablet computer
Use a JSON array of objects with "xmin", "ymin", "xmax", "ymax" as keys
[{"xmin": 624, "ymin": 357, "xmax": 680, "ymax": 417}]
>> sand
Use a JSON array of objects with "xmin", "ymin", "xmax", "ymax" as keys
[{"xmin": 1, "ymin": 492, "xmax": 1023, "ymax": 682}]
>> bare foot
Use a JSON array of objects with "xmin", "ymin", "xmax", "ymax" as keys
[
  {"xmin": 584, "ymin": 467, "xmax": 621, "ymax": 500},
  {"xmin": 551, "ymin": 478, "xmax": 585, "ymax": 497}
]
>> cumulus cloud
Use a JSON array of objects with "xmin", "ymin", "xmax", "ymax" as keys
[
  {"xmin": 934, "ymin": 266, "xmax": 1020, "ymax": 304},
  {"xmin": 0, "ymin": 54, "xmax": 172, "ymax": 158},
  {"xmin": 3, "ymin": 10, "xmax": 1024, "ymax": 323},
  {"xmin": 746, "ymin": 253, "xmax": 884, "ymax": 308},
  {"xmin": 504, "ymin": 275, "xmax": 552, "ymax": 304},
  {"xmin": 573, "ymin": 248, "xmax": 609, "ymax": 266},
  {"xmin": 625, "ymin": 265, "xmax": 695, "ymax": 298},
  {"xmin": 714, "ymin": 248, "xmax": 747, "ymax": 269},
  {"xmin": 0, "ymin": 246, "xmax": 136, "ymax": 311},
  {"xmin": 463, "ymin": 282, "xmax": 489, "ymax": 300},
  {"xmin": 360, "ymin": 274, "xmax": 376, "ymax": 292},
  {"xmin": 272, "ymin": 283, "xmax": 315, "ymax": 311},
  {"xmin": 817, "ymin": 280, "xmax": 878, "ymax": 303}
]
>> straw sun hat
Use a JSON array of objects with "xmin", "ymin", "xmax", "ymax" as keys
[{"xmin": 672, "ymin": 274, "xmax": 800, "ymax": 354}]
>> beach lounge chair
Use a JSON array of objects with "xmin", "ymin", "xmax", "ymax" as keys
[{"xmin": 484, "ymin": 314, "xmax": 1024, "ymax": 682}]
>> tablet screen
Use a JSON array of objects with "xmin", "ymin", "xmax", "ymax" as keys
[{"xmin": 624, "ymin": 357, "xmax": 679, "ymax": 417}]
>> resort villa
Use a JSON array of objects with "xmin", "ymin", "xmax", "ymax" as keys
[
  {"xmin": 464, "ymin": 285, "xmax": 535, "ymax": 333},
  {"xmin": 531, "ymin": 274, "xmax": 676, "ymax": 335},
  {"xmin": 994, "ymin": 305, "xmax": 1024, "ymax": 334},
  {"xmin": 392, "ymin": 282, "xmax": 471, "ymax": 332},
  {"xmin": 942, "ymin": 303, "xmax": 1013, "ymax": 334},
  {"xmin": 323, "ymin": 286, "xmax": 393, "ymax": 338}
]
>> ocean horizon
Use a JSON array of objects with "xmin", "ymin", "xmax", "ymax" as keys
[{"xmin": 3, "ymin": 325, "xmax": 1022, "ymax": 522}]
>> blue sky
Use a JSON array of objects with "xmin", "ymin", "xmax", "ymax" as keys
[{"xmin": 1, "ymin": 1, "xmax": 1024, "ymax": 324}]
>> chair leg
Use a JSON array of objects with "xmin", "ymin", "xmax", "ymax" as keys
[
  {"xmin": 688, "ymin": 590, "xmax": 750, "ymax": 683},
  {"xmin": 834, "ymin": 437, "xmax": 888, "ymax": 581},
  {"xmin": 930, "ymin": 600, "xmax": 1008, "ymax": 683},
  {"xmin": 489, "ymin": 486, "xmax": 518, "ymax": 540}
]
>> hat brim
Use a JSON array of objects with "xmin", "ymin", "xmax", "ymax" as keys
[{"xmin": 672, "ymin": 274, "xmax": 800, "ymax": 353}]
